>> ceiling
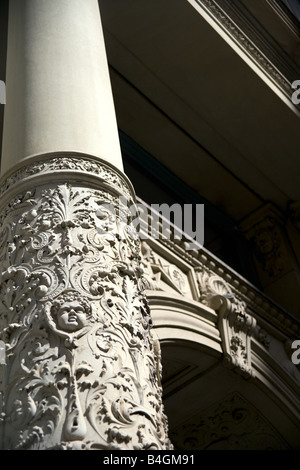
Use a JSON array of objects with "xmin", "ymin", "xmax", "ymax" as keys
[
  {"xmin": 98, "ymin": 0, "xmax": 300, "ymax": 223},
  {"xmin": 0, "ymin": 0, "xmax": 299, "ymax": 224}
]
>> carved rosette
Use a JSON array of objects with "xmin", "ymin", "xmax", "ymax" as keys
[{"xmin": 0, "ymin": 154, "xmax": 172, "ymax": 450}]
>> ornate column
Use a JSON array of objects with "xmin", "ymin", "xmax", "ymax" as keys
[{"xmin": 0, "ymin": 0, "xmax": 171, "ymax": 450}]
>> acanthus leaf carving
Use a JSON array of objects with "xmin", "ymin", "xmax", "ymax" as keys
[
  {"xmin": 197, "ymin": 270, "xmax": 255, "ymax": 379},
  {"xmin": 0, "ymin": 157, "xmax": 172, "ymax": 450}
]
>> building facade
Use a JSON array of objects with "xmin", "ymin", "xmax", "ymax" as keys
[{"xmin": 0, "ymin": 0, "xmax": 300, "ymax": 450}]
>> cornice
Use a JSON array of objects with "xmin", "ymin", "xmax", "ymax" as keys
[
  {"xmin": 266, "ymin": 0, "xmax": 300, "ymax": 38},
  {"xmin": 188, "ymin": 0, "xmax": 300, "ymax": 114}
]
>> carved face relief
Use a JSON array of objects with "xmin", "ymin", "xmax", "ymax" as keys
[
  {"xmin": 254, "ymin": 228, "xmax": 277, "ymax": 256},
  {"xmin": 55, "ymin": 301, "xmax": 88, "ymax": 331},
  {"xmin": 50, "ymin": 294, "xmax": 91, "ymax": 333},
  {"xmin": 95, "ymin": 206, "xmax": 115, "ymax": 235}
]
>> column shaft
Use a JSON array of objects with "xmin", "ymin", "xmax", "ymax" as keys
[
  {"xmin": 0, "ymin": 0, "xmax": 171, "ymax": 450},
  {"xmin": 1, "ymin": 0, "xmax": 123, "ymax": 176}
]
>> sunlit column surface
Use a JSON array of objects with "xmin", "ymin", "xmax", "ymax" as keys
[{"xmin": 0, "ymin": 0, "xmax": 171, "ymax": 450}]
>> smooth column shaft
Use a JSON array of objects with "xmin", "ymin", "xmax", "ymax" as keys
[{"xmin": 1, "ymin": 0, "xmax": 123, "ymax": 176}]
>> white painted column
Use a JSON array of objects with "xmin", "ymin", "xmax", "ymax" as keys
[
  {"xmin": 1, "ymin": 0, "xmax": 123, "ymax": 176},
  {"xmin": 0, "ymin": 0, "xmax": 171, "ymax": 450}
]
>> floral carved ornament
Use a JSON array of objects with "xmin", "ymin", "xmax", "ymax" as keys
[{"xmin": 0, "ymin": 177, "xmax": 171, "ymax": 450}]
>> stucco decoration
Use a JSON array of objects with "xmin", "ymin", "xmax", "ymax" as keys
[
  {"xmin": 197, "ymin": 271, "xmax": 255, "ymax": 378},
  {"xmin": 170, "ymin": 393, "xmax": 289, "ymax": 450},
  {"xmin": 239, "ymin": 204, "xmax": 298, "ymax": 287},
  {"xmin": 140, "ymin": 241, "xmax": 190, "ymax": 296},
  {"xmin": 0, "ymin": 155, "xmax": 172, "ymax": 450},
  {"xmin": 247, "ymin": 217, "xmax": 285, "ymax": 278}
]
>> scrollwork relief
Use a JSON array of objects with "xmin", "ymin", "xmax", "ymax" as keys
[
  {"xmin": 197, "ymin": 270, "xmax": 255, "ymax": 378},
  {"xmin": 0, "ymin": 162, "xmax": 171, "ymax": 450}
]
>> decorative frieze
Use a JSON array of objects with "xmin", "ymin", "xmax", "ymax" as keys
[
  {"xmin": 0, "ymin": 153, "xmax": 134, "ymax": 202},
  {"xmin": 0, "ymin": 155, "xmax": 172, "ymax": 450}
]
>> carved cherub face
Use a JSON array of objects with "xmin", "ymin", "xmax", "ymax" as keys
[
  {"xmin": 254, "ymin": 229, "xmax": 276, "ymax": 255},
  {"xmin": 51, "ymin": 294, "xmax": 91, "ymax": 332},
  {"xmin": 56, "ymin": 301, "xmax": 87, "ymax": 331},
  {"xmin": 95, "ymin": 206, "xmax": 115, "ymax": 234}
]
